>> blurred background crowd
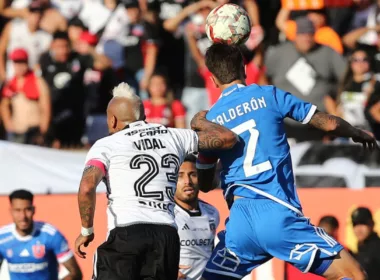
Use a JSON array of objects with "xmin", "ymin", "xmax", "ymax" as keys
[{"xmin": 2, "ymin": 0, "xmax": 380, "ymax": 149}]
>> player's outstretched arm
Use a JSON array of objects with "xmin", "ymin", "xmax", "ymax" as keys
[
  {"xmin": 191, "ymin": 110, "xmax": 238, "ymax": 151},
  {"xmin": 75, "ymin": 165, "xmax": 103, "ymax": 259},
  {"xmin": 309, "ymin": 110, "xmax": 379, "ymax": 150}
]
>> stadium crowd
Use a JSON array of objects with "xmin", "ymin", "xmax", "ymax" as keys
[{"xmin": 1, "ymin": 0, "xmax": 380, "ymax": 148}]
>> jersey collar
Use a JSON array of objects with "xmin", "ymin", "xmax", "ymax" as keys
[
  {"xmin": 124, "ymin": 120, "xmax": 146, "ymax": 129},
  {"xmin": 12, "ymin": 223, "xmax": 36, "ymax": 241},
  {"xmin": 221, "ymin": 84, "xmax": 246, "ymax": 98}
]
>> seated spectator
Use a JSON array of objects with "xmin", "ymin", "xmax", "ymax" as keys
[
  {"xmin": 325, "ymin": 49, "xmax": 376, "ymax": 130},
  {"xmin": 0, "ymin": 48, "xmax": 50, "ymax": 145},
  {"xmin": 351, "ymin": 207, "xmax": 380, "ymax": 280},
  {"xmin": 318, "ymin": 215, "xmax": 339, "ymax": 241},
  {"xmin": 265, "ymin": 17, "xmax": 346, "ymax": 142},
  {"xmin": 0, "ymin": 0, "xmax": 67, "ymax": 34},
  {"xmin": 143, "ymin": 73, "xmax": 186, "ymax": 128},
  {"xmin": 276, "ymin": 8, "xmax": 343, "ymax": 54},
  {"xmin": 0, "ymin": 1, "xmax": 52, "ymax": 81}
]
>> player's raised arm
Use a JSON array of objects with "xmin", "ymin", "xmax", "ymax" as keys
[
  {"xmin": 309, "ymin": 110, "xmax": 379, "ymax": 150},
  {"xmin": 191, "ymin": 110, "xmax": 238, "ymax": 150}
]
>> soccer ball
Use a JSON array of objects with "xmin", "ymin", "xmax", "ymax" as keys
[{"xmin": 205, "ymin": 4, "xmax": 251, "ymax": 45}]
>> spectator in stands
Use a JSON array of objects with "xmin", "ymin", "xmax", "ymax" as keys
[
  {"xmin": 318, "ymin": 215, "xmax": 339, "ymax": 241},
  {"xmin": 265, "ymin": 16, "xmax": 346, "ymax": 142},
  {"xmin": 143, "ymin": 73, "xmax": 186, "ymax": 128},
  {"xmin": 343, "ymin": 0, "xmax": 380, "ymax": 49},
  {"xmin": 0, "ymin": 1, "xmax": 52, "ymax": 81},
  {"xmin": 276, "ymin": 8, "xmax": 344, "ymax": 54},
  {"xmin": 351, "ymin": 207, "xmax": 380, "ymax": 280},
  {"xmin": 325, "ymin": 0, "xmax": 354, "ymax": 36},
  {"xmin": 0, "ymin": 0, "xmax": 67, "ymax": 34},
  {"xmin": 365, "ymin": 82, "xmax": 380, "ymax": 140},
  {"xmin": 78, "ymin": 32, "xmax": 116, "ymax": 146},
  {"xmin": 67, "ymin": 17, "xmax": 86, "ymax": 49},
  {"xmin": 164, "ymin": 0, "xmax": 217, "ymax": 127},
  {"xmin": 38, "ymin": 31, "xmax": 109, "ymax": 148},
  {"xmin": 0, "ymin": 48, "xmax": 50, "ymax": 145},
  {"xmin": 0, "ymin": 189, "xmax": 82, "ymax": 279},
  {"xmin": 325, "ymin": 49, "xmax": 377, "ymax": 131},
  {"xmin": 101, "ymin": 0, "xmax": 160, "ymax": 97}
]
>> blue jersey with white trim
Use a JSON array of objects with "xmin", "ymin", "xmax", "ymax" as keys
[
  {"xmin": 205, "ymin": 84, "xmax": 316, "ymax": 210},
  {"xmin": 0, "ymin": 222, "xmax": 73, "ymax": 280}
]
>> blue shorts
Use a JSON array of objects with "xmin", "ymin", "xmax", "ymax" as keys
[{"xmin": 203, "ymin": 198, "xmax": 344, "ymax": 279}]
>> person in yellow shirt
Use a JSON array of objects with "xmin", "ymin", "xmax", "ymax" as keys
[{"xmin": 276, "ymin": 8, "xmax": 344, "ymax": 54}]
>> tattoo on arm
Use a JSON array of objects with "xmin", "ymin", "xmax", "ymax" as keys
[
  {"xmin": 78, "ymin": 165, "xmax": 103, "ymax": 228},
  {"xmin": 309, "ymin": 111, "xmax": 360, "ymax": 138},
  {"xmin": 191, "ymin": 112, "xmax": 237, "ymax": 150},
  {"xmin": 62, "ymin": 257, "xmax": 82, "ymax": 280}
]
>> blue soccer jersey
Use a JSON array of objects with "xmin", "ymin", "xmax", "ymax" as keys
[
  {"xmin": 204, "ymin": 84, "xmax": 316, "ymax": 211},
  {"xmin": 201, "ymin": 84, "xmax": 344, "ymax": 279},
  {"xmin": 0, "ymin": 222, "xmax": 73, "ymax": 280}
]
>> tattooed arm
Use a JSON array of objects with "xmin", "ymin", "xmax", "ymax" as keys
[
  {"xmin": 191, "ymin": 110, "xmax": 238, "ymax": 151},
  {"xmin": 75, "ymin": 164, "xmax": 104, "ymax": 259},
  {"xmin": 78, "ymin": 165, "xmax": 103, "ymax": 228},
  {"xmin": 309, "ymin": 110, "xmax": 378, "ymax": 150}
]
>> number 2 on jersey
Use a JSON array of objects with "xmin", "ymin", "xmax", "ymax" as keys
[
  {"xmin": 231, "ymin": 119, "xmax": 272, "ymax": 177},
  {"xmin": 130, "ymin": 154, "xmax": 179, "ymax": 201}
]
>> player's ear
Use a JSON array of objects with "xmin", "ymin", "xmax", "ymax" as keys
[
  {"xmin": 210, "ymin": 75, "xmax": 219, "ymax": 88},
  {"xmin": 111, "ymin": 115, "xmax": 117, "ymax": 129}
]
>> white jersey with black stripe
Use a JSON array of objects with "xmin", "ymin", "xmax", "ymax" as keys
[
  {"xmin": 85, "ymin": 121, "xmax": 199, "ymax": 231},
  {"xmin": 175, "ymin": 201, "xmax": 220, "ymax": 280}
]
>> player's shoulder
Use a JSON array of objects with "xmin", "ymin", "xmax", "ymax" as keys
[
  {"xmin": 34, "ymin": 221, "xmax": 60, "ymax": 237},
  {"xmin": 245, "ymin": 83, "xmax": 276, "ymax": 94},
  {"xmin": 199, "ymin": 200, "xmax": 219, "ymax": 217},
  {"xmin": 0, "ymin": 223, "xmax": 14, "ymax": 238}
]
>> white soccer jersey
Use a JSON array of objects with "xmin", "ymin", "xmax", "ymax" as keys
[
  {"xmin": 175, "ymin": 201, "xmax": 220, "ymax": 280},
  {"xmin": 85, "ymin": 121, "xmax": 198, "ymax": 231}
]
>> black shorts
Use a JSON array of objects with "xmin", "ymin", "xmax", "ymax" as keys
[{"xmin": 93, "ymin": 224, "xmax": 180, "ymax": 280}]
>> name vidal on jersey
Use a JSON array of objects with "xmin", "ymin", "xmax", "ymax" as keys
[
  {"xmin": 212, "ymin": 96, "xmax": 267, "ymax": 125},
  {"xmin": 134, "ymin": 138, "xmax": 166, "ymax": 150}
]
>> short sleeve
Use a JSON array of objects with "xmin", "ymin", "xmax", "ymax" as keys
[
  {"xmin": 2, "ymin": 83, "xmax": 13, "ymax": 98},
  {"xmin": 171, "ymin": 100, "xmax": 186, "ymax": 119},
  {"xmin": 85, "ymin": 140, "xmax": 111, "ymax": 175},
  {"xmin": 273, "ymin": 86, "xmax": 317, "ymax": 124},
  {"xmin": 168, "ymin": 128, "xmax": 199, "ymax": 155},
  {"xmin": 143, "ymin": 22, "xmax": 160, "ymax": 45},
  {"xmin": 50, "ymin": 230, "xmax": 73, "ymax": 264}
]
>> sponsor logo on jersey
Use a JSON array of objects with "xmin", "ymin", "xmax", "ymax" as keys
[
  {"xmin": 138, "ymin": 199, "xmax": 175, "ymax": 215},
  {"xmin": 19, "ymin": 249, "xmax": 30, "ymax": 257},
  {"xmin": 180, "ymin": 238, "xmax": 214, "ymax": 247},
  {"xmin": 32, "ymin": 243, "xmax": 45, "ymax": 259},
  {"xmin": 182, "ymin": 224, "xmax": 190, "ymax": 230},
  {"xmin": 8, "ymin": 262, "xmax": 49, "ymax": 273}
]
